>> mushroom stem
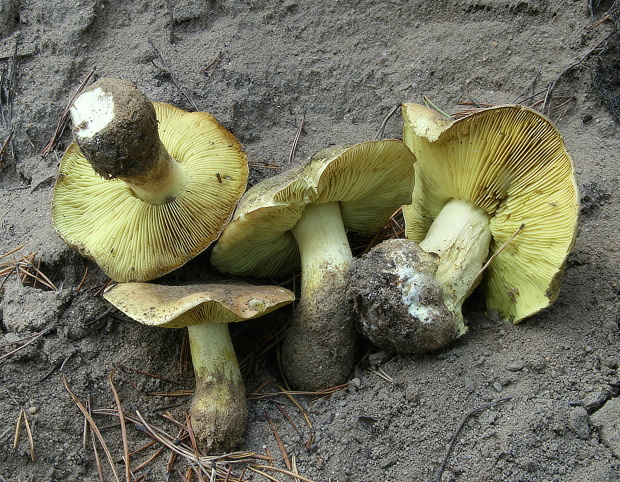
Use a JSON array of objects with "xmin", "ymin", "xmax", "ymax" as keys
[
  {"xmin": 283, "ymin": 201, "xmax": 357, "ymax": 390},
  {"xmin": 70, "ymin": 78, "xmax": 187, "ymax": 205},
  {"xmin": 419, "ymin": 197, "xmax": 492, "ymax": 328},
  {"xmin": 291, "ymin": 201, "xmax": 353, "ymax": 295},
  {"xmin": 186, "ymin": 320, "xmax": 246, "ymax": 453},
  {"xmin": 119, "ymin": 142, "xmax": 187, "ymax": 206}
]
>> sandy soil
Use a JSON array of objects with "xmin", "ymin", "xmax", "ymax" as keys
[{"xmin": 2, "ymin": 0, "xmax": 620, "ymax": 480}]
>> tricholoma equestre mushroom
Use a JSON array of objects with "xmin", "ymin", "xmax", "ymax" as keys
[
  {"xmin": 348, "ymin": 104, "xmax": 579, "ymax": 353},
  {"xmin": 104, "ymin": 282, "xmax": 294, "ymax": 453},
  {"xmin": 211, "ymin": 140, "xmax": 416, "ymax": 390},
  {"xmin": 52, "ymin": 78, "xmax": 248, "ymax": 282}
]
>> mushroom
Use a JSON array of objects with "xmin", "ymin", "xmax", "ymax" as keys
[
  {"xmin": 52, "ymin": 78, "xmax": 248, "ymax": 282},
  {"xmin": 348, "ymin": 104, "xmax": 579, "ymax": 353},
  {"xmin": 103, "ymin": 282, "xmax": 295, "ymax": 452},
  {"xmin": 210, "ymin": 140, "xmax": 416, "ymax": 390}
]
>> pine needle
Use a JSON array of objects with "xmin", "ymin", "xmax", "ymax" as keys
[
  {"xmin": 109, "ymin": 368, "xmax": 132, "ymax": 482},
  {"xmin": 265, "ymin": 409, "xmax": 292, "ymax": 471},
  {"xmin": 253, "ymin": 465, "xmax": 316, "ymax": 482},
  {"xmin": 62, "ymin": 375, "xmax": 122, "ymax": 482}
]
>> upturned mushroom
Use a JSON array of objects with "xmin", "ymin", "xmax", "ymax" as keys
[
  {"xmin": 348, "ymin": 104, "xmax": 579, "ymax": 353},
  {"xmin": 210, "ymin": 140, "xmax": 416, "ymax": 390},
  {"xmin": 104, "ymin": 282, "xmax": 295, "ymax": 453},
  {"xmin": 52, "ymin": 78, "xmax": 248, "ymax": 282}
]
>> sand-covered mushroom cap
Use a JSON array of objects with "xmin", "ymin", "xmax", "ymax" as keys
[
  {"xmin": 104, "ymin": 282, "xmax": 296, "ymax": 328},
  {"xmin": 104, "ymin": 282, "xmax": 295, "ymax": 453},
  {"xmin": 211, "ymin": 140, "xmax": 417, "ymax": 390},
  {"xmin": 52, "ymin": 78, "xmax": 248, "ymax": 283},
  {"xmin": 402, "ymin": 103, "xmax": 579, "ymax": 323}
]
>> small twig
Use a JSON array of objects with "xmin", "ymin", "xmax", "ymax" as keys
[
  {"xmin": 75, "ymin": 265, "xmax": 90, "ymax": 293},
  {"xmin": 436, "ymin": 397, "xmax": 512, "ymax": 482},
  {"xmin": 467, "ymin": 96, "xmax": 483, "ymax": 108},
  {"xmin": 246, "ymin": 466, "xmax": 279, "ymax": 481},
  {"xmin": 248, "ymin": 159, "xmax": 281, "ymax": 171},
  {"xmin": 264, "ymin": 445, "xmax": 274, "ymax": 467},
  {"xmin": 288, "ymin": 115, "xmax": 305, "ymax": 167},
  {"xmin": 473, "ymin": 223, "xmax": 524, "ymax": 284},
  {"xmin": 553, "ymin": 96, "xmax": 576, "ymax": 123},
  {"xmin": 180, "ymin": 329, "xmax": 190, "ymax": 375},
  {"xmin": 88, "ymin": 399, "xmax": 106, "ymax": 482},
  {"xmin": 275, "ymin": 402, "xmax": 301, "ymax": 436},
  {"xmin": 0, "ymin": 130, "xmax": 13, "ymax": 165},
  {"xmin": 149, "ymin": 39, "xmax": 198, "ymax": 111},
  {"xmin": 184, "ymin": 413, "xmax": 200, "ymax": 457},
  {"xmin": 109, "ymin": 369, "xmax": 131, "ymax": 482},
  {"xmin": 291, "ymin": 455, "xmax": 300, "ymax": 482},
  {"xmin": 166, "ymin": 0, "xmax": 176, "ymax": 44},
  {"xmin": 359, "ymin": 207, "xmax": 403, "ymax": 255},
  {"xmin": 587, "ymin": 4, "xmax": 620, "ymax": 29},
  {"xmin": 1, "ymin": 249, "xmax": 58, "ymax": 291},
  {"xmin": 62, "ymin": 375, "xmax": 122, "ymax": 482},
  {"xmin": 127, "ymin": 438, "xmax": 159, "ymax": 458},
  {"xmin": 134, "ymin": 410, "xmax": 196, "ymax": 461},
  {"xmin": 0, "ymin": 326, "xmax": 54, "ymax": 362},
  {"xmin": 223, "ymin": 465, "xmax": 233, "ymax": 482},
  {"xmin": 542, "ymin": 35, "xmax": 611, "ymax": 114},
  {"xmin": 0, "ymin": 244, "xmax": 24, "ymax": 260},
  {"xmin": 422, "ymin": 94, "xmax": 452, "ymax": 118},
  {"xmin": 165, "ymin": 427, "xmax": 183, "ymax": 473},
  {"xmin": 265, "ymin": 409, "xmax": 292, "ymax": 471},
  {"xmin": 82, "ymin": 397, "xmax": 90, "ymax": 450},
  {"xmin": 276, "ymin": 384, "xmax": 314, "ymax": 429},
  {"xmin": 201, "ymin": 52, "xmax": 222, "ymax": 76},
  {"xmin": 1, "ymin": 38, "xmax": 18, "ymax": 128},
  {"xmin": 249, "ymin": 385, "xmax": 346, "ymax": 400},
  {"xmin": 374, "ymin": 104, "xmax": 400, "ymax": 141},
  {"xmin": 22, "ymin": 411, "xmax": 34, "ymax": 461},
  {"xmin": 94, "ymin": 279, "xmax": 113, "ymax": 297},
  {"xmin": 511, "ymin": 69, "xmax": 541, "ymax": 104},
  {"xmin": 117, "ymin": 363, "xmax": 182, "ymax": 385},
  {"xmin": 367, "ymin": 367, "xmax": 393, "ymax": 383},
  {"xmin": 252, "ymin": 464, "xmax": 316, "ymax": 482},
  {"xmin": 84, "ymin": 307, "xmax": 114, "ymax": 326},
  {"xmin": 12, "ymin": 409, "xmax": 22, "ymax": 451},
  {"xmin": 131, "ymin": 446, "xmax": 165, "ymax": 473},
  {"xmin": 39, "ymin": 351, "xmax": 75, "ymax": 382}
]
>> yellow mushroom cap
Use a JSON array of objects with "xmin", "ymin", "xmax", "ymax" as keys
[
  {"xmin": 52, "ymin": 102, "xmax": 248, "ymax": 282},
  {"xmin": 402, "ymin": 103, "xmax": 579, "ymax": 323},
  {"xmin": 103, "ymin": 282, "xmax": 295, "ymax": 329},
  {"xmin": 210, "ymin": 140, "xmax": 417, "ymax": 278}
]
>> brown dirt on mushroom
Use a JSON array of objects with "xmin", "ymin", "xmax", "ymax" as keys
[
  {"xmin": 190, "ymin": 362, "xmax": 248, "ymax": 454},
  {"xmin": 281, "ymin": 267, "xmax": 357, "ymax": 391}
]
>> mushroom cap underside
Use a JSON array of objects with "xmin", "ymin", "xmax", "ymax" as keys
[
  {"xmin": 402, "ymin": 103, "xmax": 579, "ymax": 323},
  {"xmin": 104, "ymin": 282, "xmax": 295, "ymax": 328},
  {"xmin": 210, "ymin": 140, "xmax": 417, "ymax": 278},
  {"xmin": 52, "ymin": 102, "xmax": 248, "ymax": 283}
]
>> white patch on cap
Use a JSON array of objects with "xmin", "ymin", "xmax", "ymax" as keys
[
  {"xmin": 70, "ymin": 87, "xmax": 115, "ymax": 139},
  {"xmin": 248, "ymin": 299, "xmax": 266, "ymax": 313}
]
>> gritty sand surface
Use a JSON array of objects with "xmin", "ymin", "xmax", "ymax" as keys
[{"xmin": 2, "ymin": 1, "xmax": 620, "ymax": 480}]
